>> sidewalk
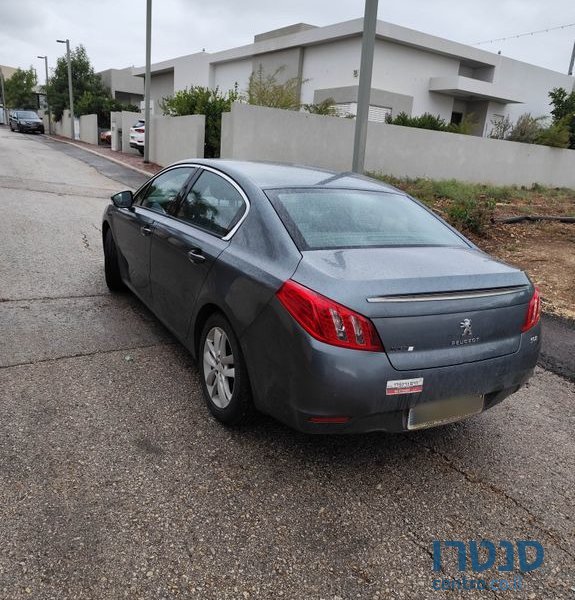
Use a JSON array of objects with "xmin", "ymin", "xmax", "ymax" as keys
[{"xmin": 47, "ymin": 134, "xmax": 163, "ymax": 177}]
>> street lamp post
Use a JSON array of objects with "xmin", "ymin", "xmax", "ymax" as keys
[
  {"xmin": 143, "ymin": 0, "xmax": 152, "ymax": 163},
  {"xmin": 56, "ymin": 39, "xmax": 75, "ymax": 139},
  {"xmin": 352, "ymin": 0, "xmax": 379, "ymax": 174},
  {"xmin": 0, "ymin": 68, "xmax": 7, "ymax": 127},
  {"xmin": 37, "ymin": 55, "xmax": 52, "ymax": 135}
]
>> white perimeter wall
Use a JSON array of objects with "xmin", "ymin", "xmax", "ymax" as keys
[
  {"xmin": 149, "ymin": 114, "xmax": 205, "ymax": 167},
  {"xmin": 221, "ymin": 103, "xmax": 575, "ymax": 188},
  {"xmin": 79, "ymin": 114, "xmax": 98, "ymax": 145}
]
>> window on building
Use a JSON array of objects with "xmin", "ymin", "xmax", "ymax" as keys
[
  {"xmin": 334, "ymin": 103, "xmax": 392, "ymax": 123},
  {"xmin": 450, "ymin": 111, "xmax": 463, "ymax": 125}
]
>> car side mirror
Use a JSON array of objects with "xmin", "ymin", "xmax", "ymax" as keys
[{"xmin": 111, "ymin": 190, "xmax": 134, "ymax": 209}]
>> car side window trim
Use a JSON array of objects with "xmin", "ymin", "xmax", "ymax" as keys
[{"xmin": 169, "ymin": 165, "xmax": 251, "ymax": 241}]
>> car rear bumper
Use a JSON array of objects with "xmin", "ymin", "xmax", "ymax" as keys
[{"xmin": 241, "ymin": 299, "xmax": 541, "ymax": 433}]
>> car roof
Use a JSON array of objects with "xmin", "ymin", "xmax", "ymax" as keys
[{"xmin": 172, "ymin": 159, "xmax": 399, "ymax": 193}]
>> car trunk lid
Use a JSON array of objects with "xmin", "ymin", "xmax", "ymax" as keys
[{"xmin": 291, "ymin": 247, "xmax": 532, "ymax": 370}]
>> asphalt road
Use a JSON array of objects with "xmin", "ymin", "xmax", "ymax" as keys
[{"xmin": 0, "ymin": 127, "xmax": 574, "ymax": 600}]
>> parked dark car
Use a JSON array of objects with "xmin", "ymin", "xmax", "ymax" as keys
[
  {"xmin": 9, "ymin": 110, "xmax": 45, "ymax": 134},
  {"xmin": 102, "ymin": 160, "xmax": 541, "ymax": 433}
]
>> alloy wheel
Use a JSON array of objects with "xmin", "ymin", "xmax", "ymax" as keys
[{"xmin": 203, "ymin": 326, "xmax": 235, "ymax": 409}]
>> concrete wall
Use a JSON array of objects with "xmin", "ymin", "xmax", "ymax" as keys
[
  {"xmin": 221, "ymin": 103, "xmax": 575, "ymax": 188},
  {"xmin": 149, "ymin": 114, "xmax": 205, "ymax": 167},
  {"xmin": 79, "ymin": 114, "xmax": 98, "ymax": 145},
  {"xmin": 54, "ymin": 110, "xmax": 72, "ymax": 138}
]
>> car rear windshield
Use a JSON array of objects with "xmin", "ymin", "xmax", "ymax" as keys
[{"xmin": 266, "ymin": 188, "xmax": 467, "ymax": 250}]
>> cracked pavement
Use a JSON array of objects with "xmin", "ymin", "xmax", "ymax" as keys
[{"xmin": 0, "ymin": 126, "xmax": 574, "ymax": 599}]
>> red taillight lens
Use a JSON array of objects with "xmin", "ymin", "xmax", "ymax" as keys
[
  {"xmin": 521, "ymin": 287, "xmax": 541, "ymax": 332},
  {"xmin": 135, "ymin": 128, "xmax": 145, "ymax": 133},
  {"xmin": 276, "ymin": 280, "xmax": 384, "ymax": 351}
]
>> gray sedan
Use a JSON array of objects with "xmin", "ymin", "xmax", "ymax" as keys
[{"xmin": 102, "ymin": 160, "xmax": 541, "ymax": 433}]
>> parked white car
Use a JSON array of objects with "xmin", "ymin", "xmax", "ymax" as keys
[{"xmin": 129, "ymin": 120, "xmax": 145, "ymax": 155}]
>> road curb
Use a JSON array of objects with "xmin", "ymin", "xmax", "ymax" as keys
[{"xmin": 45, "ymin": 135, "xmax": 154, "ymax": 178}]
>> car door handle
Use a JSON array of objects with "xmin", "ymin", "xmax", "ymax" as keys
[
  {"xmin": 187, "ymin": 248, "xmax": 206, "ymax": 264},
  {"xmin": 140, "ymin": 224, "xmax": 154, "ymax": 236}
]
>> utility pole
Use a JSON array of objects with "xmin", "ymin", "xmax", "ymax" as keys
[
  {"xmin": 0, "ymin": 68, "xmax": 7, "ymax": 126},
  {"xmin": 57, "ymin": 38, "xmax": 75, "ymax": 139},
  {"xmin": 352, "ymin": 0, "xmax": 379, "ymax": 174},
  {"xmin": 37, "ymin": 55, "xmax": 53, "ymax": 135},
  {"xmin": 568, "ymin": 41, "xmax": 575, "ymax": 76},
  {"xmin": 143, "ymin": 0, "xmax": 152, "ymax": 163}
]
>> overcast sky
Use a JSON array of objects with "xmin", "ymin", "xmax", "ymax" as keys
[{"xmin": 1, "ymin": 0, "xmax": 574, "ymax": 77}]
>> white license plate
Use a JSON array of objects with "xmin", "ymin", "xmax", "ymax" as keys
[{"xmin": 407, "ymin": 395, "xmax": 484, "ymax": 430}]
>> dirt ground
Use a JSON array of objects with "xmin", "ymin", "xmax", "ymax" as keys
[{"xmin": 468, "ymin": 195, "xmax": 575, "ymax": 321}]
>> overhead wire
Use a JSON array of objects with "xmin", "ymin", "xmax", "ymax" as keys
[{"xmin": 473, "ymin": 22, "xmax": 575, "ymax": 46}]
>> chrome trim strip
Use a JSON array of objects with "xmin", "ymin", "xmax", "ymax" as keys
[
  {"xmin": 366, "ymin": 286, "xmax": 527, "ymax": 303},
  {"xmin": 135, "ymin": 163, "xmax": 250, "ymax": 241}
]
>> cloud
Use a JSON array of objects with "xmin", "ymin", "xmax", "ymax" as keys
[{"xmin": 1, "ymin": 0, "xmax": 574, "ymax": 76}]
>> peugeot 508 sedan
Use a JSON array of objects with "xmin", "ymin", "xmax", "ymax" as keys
[{"xmin": 102, "ymin": 160, "xmax": 541, "ymax": 433}]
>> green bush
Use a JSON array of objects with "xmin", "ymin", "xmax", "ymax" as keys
[
  {"xmin": 447, "ymin": 197, "xmax": 496, "ymax": 234},
  {"xmin": 246, "ymin": 65, "xmax": 302, "ymax": 110},
  {"xmin": 160, "ymin": 86, "xmax": 240, "ymax": 158},
  {"xmin": 386, "ymin": 111, "xmax": 449, "ymax": 131},
  {"xmin": 535, "ymin": 118, "xmax": 570, "ymax": 148}
]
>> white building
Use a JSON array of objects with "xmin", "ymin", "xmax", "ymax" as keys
[
  {"xmin": 134, "ymin": 18, "xmax": 575, "ymax": 136},
  {"xmin": 98, "ymin": 67, "xmax": 144, "ymax": 107}
]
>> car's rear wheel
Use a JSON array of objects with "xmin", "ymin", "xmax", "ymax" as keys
[
  {"xmin": 199, "ymin": 314, "xmax": 254, "ymax": 426},
  {"xmin": 104, "ymin": 228, "xmax": 125, "ymax": 292},
  {"xmin": 137, "ymin": 147, "xmax": 144, "ymax": 156}
]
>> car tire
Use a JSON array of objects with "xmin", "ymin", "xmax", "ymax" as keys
[
  {"xmin": 137, "ymin": 147, "xmax": 144, "ymax": 156},
  {"xmin": 9, "ymin": 123, "xmax": 13, "ymax": 131},
  {"xmin": 104, "ymin": 228, "xmax": 125, "ymax": 292},
  {"xmin": 199, "ymin": 313, "xmax": 255, "ymax": 426}
]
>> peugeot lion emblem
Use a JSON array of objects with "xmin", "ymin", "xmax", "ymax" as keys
[{"xmin": 460, "ymin": 318, "xmax": 473, "ymax": 337}]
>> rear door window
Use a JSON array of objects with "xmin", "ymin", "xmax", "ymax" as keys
[{"xmin": 175, "ymin": 170, "xmax": 247, "ymax": 237}]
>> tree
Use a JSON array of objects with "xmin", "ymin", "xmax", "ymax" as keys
[
  {"xmin": 488, "ymin": 115, "xmax": 513, "ymax": 139},
  {"xmin": 302, "ymin": 98, "xmax": 337, "ymax": 115},
  {"xmin": 246, "ymin": 66, "xmax": 303, "ymax": 110},
  {"xmin": 506, "ymin": 113, "xmax": 545, "ymax": 144},
  {"xmin": 548, "ymin": 87, "xmax": 575, "ymax": 148},
  {"xmin": 4, "ymin": 67, "xmax": 37, "ymax": 109},
  {"xmin": 46, "ymin": 44, "xmax": 128, "ymax": 126},
  {"xmin": 160, "ymin": 86, "xmax": 240, "ymax": 158}
]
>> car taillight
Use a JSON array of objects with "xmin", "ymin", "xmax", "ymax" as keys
[
  {"xmin": 276, "ymin": 280, "xmax": 384, "ymax": 351},
  {"xmin": 521, "ymin": 287, "xmax": 541, "ymax": 332},
  {"xmin": 135, "ymin": 128, "xmax": 145, "ymax": 133}
]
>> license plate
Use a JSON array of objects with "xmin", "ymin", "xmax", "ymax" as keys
[{"xmin": 407, "ymin": 395, "xmax": 484, "ymax": 430}]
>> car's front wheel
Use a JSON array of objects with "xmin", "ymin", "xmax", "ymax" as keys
[
  {"xmin": 103, "ymin": 228, "xmax": 125, "ymax": 292},
  {"xmin": 199, "ymin": 313, "xmax": 254, "ymax": 426}
]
